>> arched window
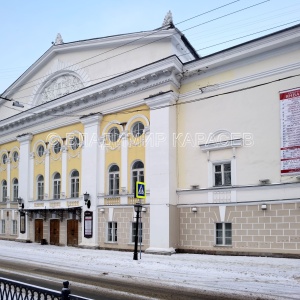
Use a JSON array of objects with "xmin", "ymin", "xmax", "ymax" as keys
[
  {"xmin": 108, "ymin": 165, "xmax": 119, "ymax": 195},
  {"xmin": 53, "ymin": 173, "xmax": 61, "ymax": 199},
  {"xmin": 1, "ymin": 180, "xmax": 7, "ymax": 202},
  {"xmin": 12, "ymin": 178, "xmax": 18, "ymax": 202},
  {"xmin": 70, "ymin": 170, "xmax": 79, "ymax": 198},
  {"xmin": 132, "ymin": 161, "xmax": 144, "ymax": 193},
  {"xmin": 37, "ymin": 175, "xmax": 44, "ymax": 200}
]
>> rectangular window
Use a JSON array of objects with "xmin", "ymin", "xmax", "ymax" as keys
[
  {"xmin": 109, "ymin": 174, "xmax": 119, "ymax": 195},
  {"xmin": 2, "ymin": 186, "xmax": 7, "ymax": 202},
  {"xmin": 37, "ymin": 182, "xmax": 44, "ymax": 200},
  {"xmin": 12, "ymin": 220, "xmax": 17, "ymax": 235},
  {"xmin": 216, "ymin": 223, "xmax": 232, "ymax": 246},
  {"xmin": 53, "ymin": 180, "xmax": 61, "ymax": 199},
  {"xmin": 1, "ymin": 220, "xmax": 5, "ymax": 234},
  {"xmin": 71, "ymin": 179, "xmax": 79, "ymax": 198},
  {"xmin": 214, "ymin": 163, "xmax": 231, "ymax": 186},
  {"xmin": 131, "ymin": 222, "xmax": 143, "ymax": 243},
  {"xmin": 13, "ymin": 184, "xmax": 18, "ymax": 202},
  {"xmin": 107, "ymin": 222, "xmax": 117, "ymax": 242},
  {"xmin": 132, "ymin": 170, "xmax": 144, "ymax": 193}
]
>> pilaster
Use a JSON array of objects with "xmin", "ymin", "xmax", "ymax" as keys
[
  {"xmin": 121, "ymin": 130, "xmax": 129, "ymax": 193},
  {"xmin": 16, "ymin": 133, "xmax": 33, "ymax": 241},
  {"xmin": 144, "ymin": 91, "xmax": 178, "ymax": 254},
  {"xmin": 80, "ymin": 114, "xmax": 103, "ymax": 248}
]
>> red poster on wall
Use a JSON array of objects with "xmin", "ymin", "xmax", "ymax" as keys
[
  {"xmin": 84, "ymin": 211, "xmax": 93, "ymax": 238},
  {"xmin": 280, "ymin": 88, "xmax": 300, "ymax": 174}
]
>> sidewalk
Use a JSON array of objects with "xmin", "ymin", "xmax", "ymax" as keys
[{"xmin": 0, "ymin": 240, "xmax": 299, "ymax": 299}]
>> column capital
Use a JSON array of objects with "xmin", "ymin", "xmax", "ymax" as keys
[
  {"xmin": 80, "ymin": 113, "xmax": 103, "ymax": 126},
  {"xmin": 144, "ymin": 90, "xmax": 178, "ymax": 109},
  {"xmin": 17, "ymin": 133, "xmax": 33, "ymax": 143}
]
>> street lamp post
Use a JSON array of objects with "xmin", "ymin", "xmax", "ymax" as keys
[{"xmin": 133, "ymin": 202, "xmax": 142, "ymax": 260}]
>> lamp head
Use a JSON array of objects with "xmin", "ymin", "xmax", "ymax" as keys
[
  {"xmin": 134, "ymin": 202, "xmax": 142, "ymax": 213},
  {"xmin": 84, "ymin": 192, "xmax": 91, "ymax": 208}
]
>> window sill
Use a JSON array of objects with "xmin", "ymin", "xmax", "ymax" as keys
[
  {"xmin": 213, "ymin": 244, "xmax": 232, "ymax": 247},
  {"xmin": 104, "ymin": 242, "xmax": 118, "ymax": 244}
]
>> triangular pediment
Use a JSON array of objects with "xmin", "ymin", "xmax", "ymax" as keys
[{"xmin": 1, "ymin": 26, "xmax": 198, "ymax": 116}]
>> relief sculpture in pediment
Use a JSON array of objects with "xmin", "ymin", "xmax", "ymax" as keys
[{"xmin": 41, "ymin": 74, "xmax": 84, "ymax": 103}]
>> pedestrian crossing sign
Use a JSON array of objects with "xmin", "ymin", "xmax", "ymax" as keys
[{"xmin": 136, "ymin": 181, "xmax": 146, "ymax": 199}]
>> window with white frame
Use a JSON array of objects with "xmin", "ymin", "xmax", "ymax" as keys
[
  {"xmin": 12, "ymin": 220, "xmax": 17, "ymax": 235},
  {"xmin": 37, "ymin": 145, "xmax": 45, "ymax": 157},
  {"xmin": 213, "ymin": 162, "xmax": 231, "ymax": 186},
  {"xmin": 37, "ymin": 175, "xmax": 44, "ymax": 200},
  {"xmin": 12, "ymin": 151, "xmax": 19, "ymax": 162},
  {"xmin": 108, "ymin": 127, "xmax": 120, "ymax": 142},
  {"xmin": 53, "ymin": 141, "xmax": 61, "ymax": 154},
  {"xmin": 2, "ymin": 154, "xmax": 7, "ymax": 164},
  {"xmin": 132, "ymin": 161, "xmax": 144, "ymax": 193},
  {"xmin": 131, "ymin": 121, "xmax": 144, "ymax": 137},
  {"xmin": 53, "ymin": 173, "xmax": 61, "ymax": 199},
  {"xmin": 70, "ymin": 170, "xmax": 79, "ymax": 198},
  {"xmin": 70, "ymin": 137, "xmax": 80, "ymax": 150},
  {"xmin": 131, "ymin": 222, "xmax": 142, "ymax": 243},
  {"xmin": 12, "ymin": 178, "xmax": 18, "ymax": 202},
  {"xmin": 108, "ymin": 165, "xmax": 119, "ymax": 195},
  {"xmin": 216, "ymin": 223, "xmax": 232, "ymax": 246},
  {"xmin": 1, "ymin": 220, "xmax": 5, "ymax": 234},
  {"xmin": 107, "ymin": 222, "xmax": 117, "ymax": 242},
  {"xmin": 2, "ymin": 180, "xmax": 7, "ymax": 202}
]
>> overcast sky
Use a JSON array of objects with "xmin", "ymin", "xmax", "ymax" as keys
[{"xmin": 1, "ymin": 0, "xmax": 299, "ymax": 94}]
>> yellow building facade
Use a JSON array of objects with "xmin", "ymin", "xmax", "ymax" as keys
[{"xmin": 0, "ymin": 16, "xmax": 299, "ymax": 257}]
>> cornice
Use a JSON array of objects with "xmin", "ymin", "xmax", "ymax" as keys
[
  {"xmin": 184, "ymin": 25, "xmax": 300, "ymax": 76},
  {"xmin": 0, "ymin": 57, "xmax": 183, "ymax": 140},
  {"xmin": 179, "ymin": 61, "xmax": 300, "ymax": 101},
  {"xmin": 145, "ymin": 90, "xmax": 178, "ymax": 108}
]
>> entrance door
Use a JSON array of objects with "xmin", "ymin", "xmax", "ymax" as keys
[
  {"xmin": 67, "ymin": 220, "xmax": 78, "ymax": 246},
  {"xmin": 50, "ymin": 219, "xmax": 60, "ymax": 245},
  {"xmin": 35, "ymin": 219, "xmax": 43, "ymax": 243}
]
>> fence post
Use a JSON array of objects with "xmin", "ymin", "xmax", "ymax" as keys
[{"xmin": 61, "ymin": 281, "xmax": 71, "ymax": 300}]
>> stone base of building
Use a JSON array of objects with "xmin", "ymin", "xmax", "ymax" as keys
[
  {"xmin": 176, "ymin": 248, "xmax": 300, "ymax": 259},
  {"xmin": 78, "ymin": 244, "xmax": 100, "ymax": 250},
  {"xmin": 15, "ymin": 238, "xmax": 32, "ymax": 243},
  {"xmin": 145, "ymin": 247, "xmax": 176, "ymax": 255}
]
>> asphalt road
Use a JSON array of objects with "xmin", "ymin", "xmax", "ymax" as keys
[{"xmin": 0, "ymin": 258, "xmax": 255, "ymax": 300}]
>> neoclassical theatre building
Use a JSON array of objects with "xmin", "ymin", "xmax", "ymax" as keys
[{"xmin": 0, "ymin": 13, "xmax": 299, "ymax": 257}]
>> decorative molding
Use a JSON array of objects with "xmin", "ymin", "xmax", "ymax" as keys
[
  {"xmin": 0, "ymin": 57, "xmax": 182, "ymax": 139},
  {"xmin": 200, "ymin": 139, "xmax": 243, "ymax": 152},
  {"xmin": 30, "ymin": 59, "xmax": 90, "ymax": 106},
  {"xmin": 144, "ymin": 90, "xmax": 178, "ymax": 108}
]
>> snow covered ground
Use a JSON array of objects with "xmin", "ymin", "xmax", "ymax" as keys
[{"xmin": 0, "ymin": 240, "xmax": 299, "ymax": 300}]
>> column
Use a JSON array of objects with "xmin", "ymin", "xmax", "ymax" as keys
[
  {"xmin": 98, "ymin": 136, "xmax": 106, "ymax": 204},
  {"xmin": 144, "ymin": 91, "xmax": 178, "ymax": 254},
  {"xmin": 29, "ymin": 152, "xmax": 35, "ymax": 201},
  {"xmin": 120, "ymin": 130, "xmax": 128, "ymax": 204},
  {"xmin": 144, "ymin": 126, "xmax": 150, "ymax": 196},
  {"xmin": 6, "ymin": 157, "xmax": 11, "ymax": 202},
  {"xmin": 16, "ymin": 133, "xmax": 33, "ymax": 241},
  {"xmin": 80, "ymin": 113, "xmax": 103, "ymax": 248},
  {"xmin": 44, "ymin": 148, "xmax": 50, "ymax": 199},
  {"xmin": 61, "ymin": 144, "xmax": 68, "ymax": 199}
]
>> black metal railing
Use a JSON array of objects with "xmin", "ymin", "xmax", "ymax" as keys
[{"xmin": 0, "ymin": 277, "xmax": 93, "ymax": 300}]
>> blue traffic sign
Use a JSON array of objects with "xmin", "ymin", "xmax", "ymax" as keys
[{"xmin": 136, "ymin": 182, "xmax": 146, "ymax": 199}]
